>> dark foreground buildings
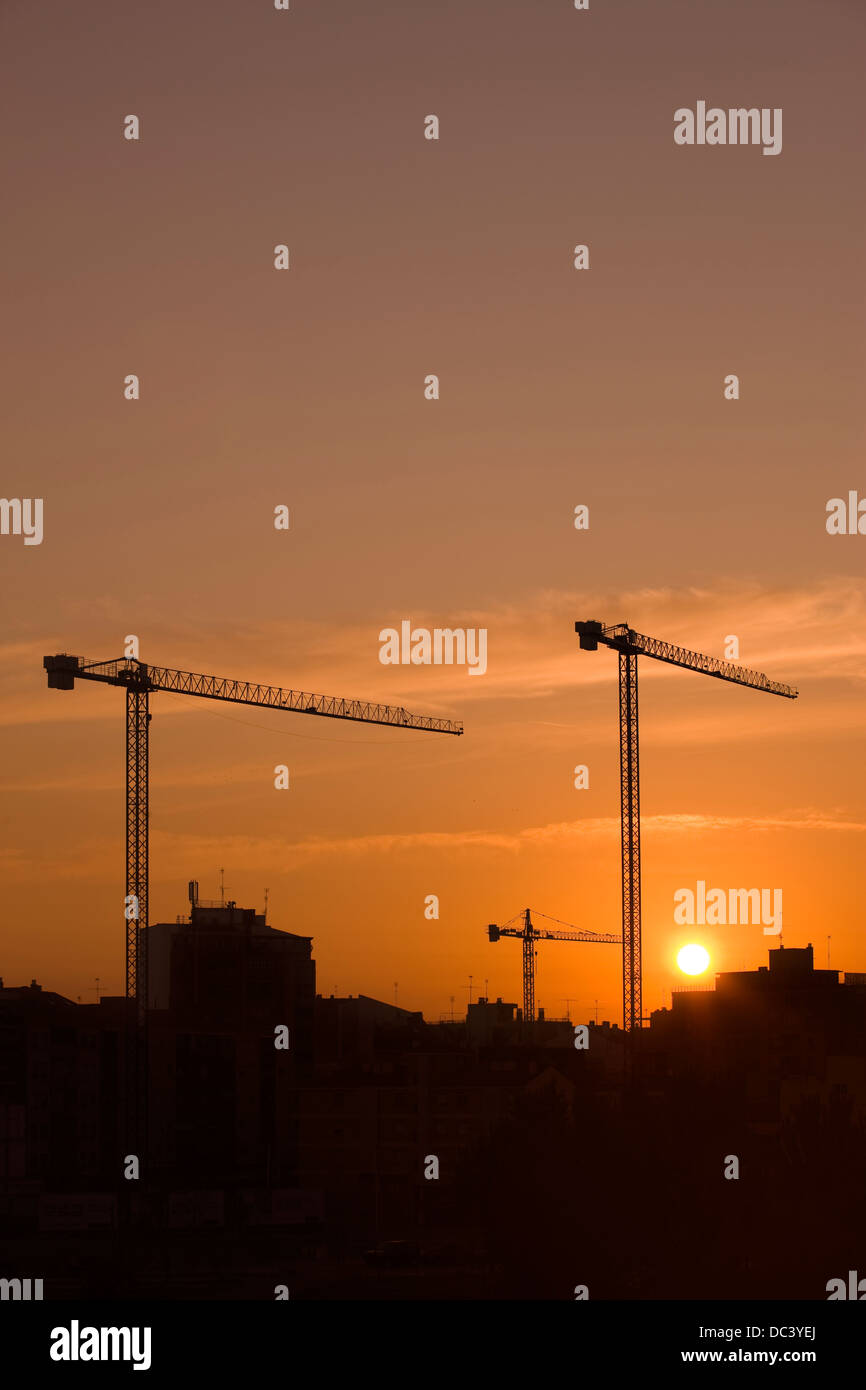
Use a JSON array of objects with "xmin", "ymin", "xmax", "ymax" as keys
[{"xmin": 2, "ymin": 904, "xmax": 866, "ymax": 1299}]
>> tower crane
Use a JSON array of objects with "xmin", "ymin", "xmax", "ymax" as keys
[
  {"xmin": 575, "ymin": 620, "xmax": 797, "ymax": 1033},
  {"xmin": 487, "ymin": 907, "xmax": 620, "ymax": 1023},
  {"xmin": 44, "ymin": 652, "xmax": 463, "ymax": 1152}
]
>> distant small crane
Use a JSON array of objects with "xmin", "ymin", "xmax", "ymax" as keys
[{"xmin": 487, "ymin": 908, "xmax": 620, "ymax": 1023}]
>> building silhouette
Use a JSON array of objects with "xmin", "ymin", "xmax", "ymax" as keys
[
  {"xmin": 145, "ymin": 899, "xmax": 315, "ymax": 1182},
  {"xmin": 3, "ymin": 913, "xmax": 866, "ymax": 1298}
]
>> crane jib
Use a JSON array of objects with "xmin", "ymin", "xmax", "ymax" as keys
[
  {"xmin": 43, "ymin": 654, "xmax": 464, "ymax": 734},
  {"xmin": 574, "ymin": 621, "xmax": 798, "ymax": 699}
]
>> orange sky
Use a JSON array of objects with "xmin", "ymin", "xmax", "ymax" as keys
[{"xmin": 2, "ymin": 0, "xmax": 865, "ymax": 1023}]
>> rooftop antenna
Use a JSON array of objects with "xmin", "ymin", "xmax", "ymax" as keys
[
  {"xmin": 467, "ymin": 974, "xmax": 474, "ymax": 1010},
  {"xmin": 264, "ymin": 887, "xmax": 269, "ymax": 920},
  {"xmin": 826, "ymin": 935, "xmax": 831, "ymax": 968},
  {"xmin": 219, "ymin": 868, "xmax": 225, "ymax": 906}
]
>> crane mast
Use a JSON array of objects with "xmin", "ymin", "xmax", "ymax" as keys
[{"xmin": 575, "ymin": 620, "xmax": 797, "ymax": 1033}]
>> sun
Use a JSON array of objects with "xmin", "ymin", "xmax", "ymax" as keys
[{"xmin": 677, "ymin": 943, "xmax": 710, "ymax": 976}]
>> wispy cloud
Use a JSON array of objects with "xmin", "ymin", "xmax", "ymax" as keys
[
  {"xmin": 6, "ymin": 577, "xmax": 866, "ymax": 730},
  {"xmin": 5, "ymin": 805, "xmax": 863, "ymax": 886},
  {"xmin": 69, "ymin": 809, "xmax": 866, "ymax": 875}
]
